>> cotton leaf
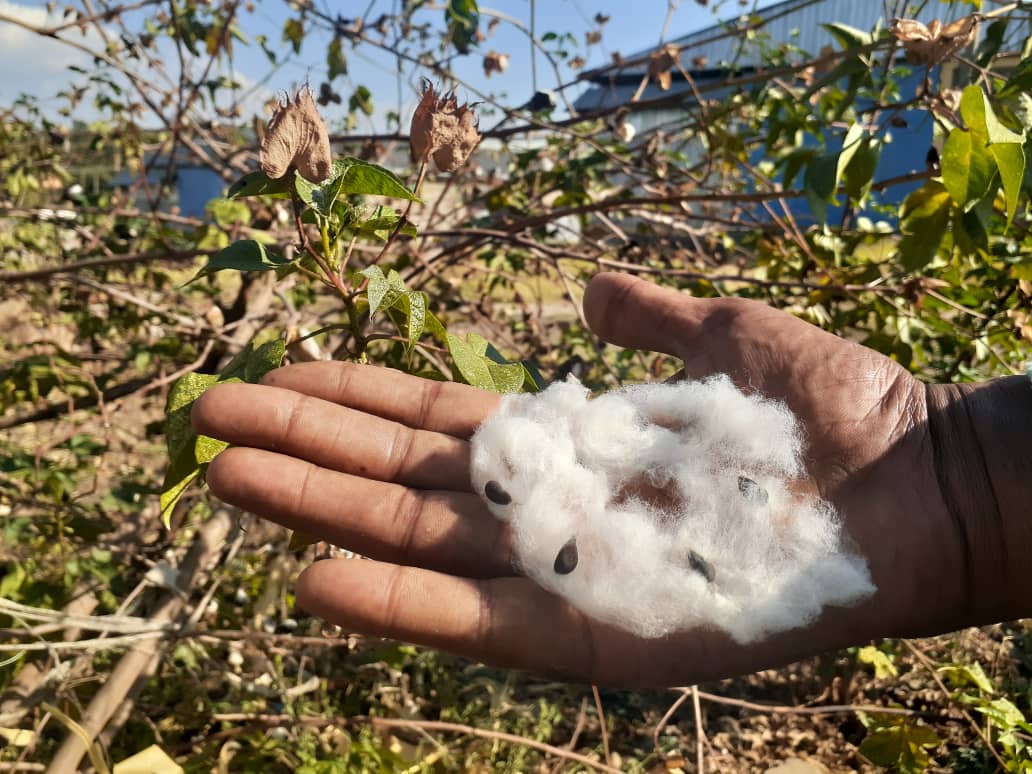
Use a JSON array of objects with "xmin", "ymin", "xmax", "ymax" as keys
[
  {"xmin": 990, "ymin": 142, "xmax": 1025, "ymax": 227},
  {"xmin": 898, "ymin": 182, "xmax": 952, "ymax": 271},
  {"xmin": 184, "ymin": 240, "xmax": 292, "ymax": 285},
  {"xmin": 159, "ymin": 341, "xmax": 285, "ymax": 526},
  {"xmin": 227, "ymin": 170, "xmax": 292, "ymax": 199},
  {"xmin": 941, "ymin": 128, "xmax": 996, "ymax": 209}
]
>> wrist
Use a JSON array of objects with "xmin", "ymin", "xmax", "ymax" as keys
[{"xmin": 925, "ymin": 376, "xmax": 1032, "ymax": 624}]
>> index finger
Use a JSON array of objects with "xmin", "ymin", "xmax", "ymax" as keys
[{"xmin": 262, "ymin": 362, "xmax": 501, "ymax": 439}]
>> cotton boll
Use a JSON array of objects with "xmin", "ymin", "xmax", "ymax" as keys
[{"xmin": 469, "ymin": 375, "xmax": 876, "ymax": 643}]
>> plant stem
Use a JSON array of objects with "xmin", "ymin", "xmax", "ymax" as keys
[
  {"xmin": 290, "ymin": 187, "xmax": 367, "ymax": 357},
  {"xmin": 371, "ymin": 161, "xmax": 427, "ymax": 266}
]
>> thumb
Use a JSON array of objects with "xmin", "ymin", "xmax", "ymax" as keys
[{"xmin": 583, "ymin": 272, "xmax": 720, "ymax": 360}]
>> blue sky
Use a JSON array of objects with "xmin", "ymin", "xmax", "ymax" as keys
[{"xmin": 0, "ymin": 0, "xmax": 784, "ymax": 128}]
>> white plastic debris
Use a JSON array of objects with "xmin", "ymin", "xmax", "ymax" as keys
[{"xmin": 470, "ymin": 376, "xmax": 875, "ymax": 643}]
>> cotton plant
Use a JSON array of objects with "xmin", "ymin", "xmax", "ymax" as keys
[
  {"xmin": 161, "ymin": 84, "xmax": 535, "ymax": 526},
  {"xmin": 470, "ymin": 375, "xmax": 876, "ymax": 643},
  {"xmin": 163, "ymin": 84, "xmax": 876, "ymax": 643}
]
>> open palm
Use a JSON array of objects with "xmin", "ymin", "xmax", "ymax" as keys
[{"xmin": 193, "ymin": 272, "xmax": 970, "ymax": 687}]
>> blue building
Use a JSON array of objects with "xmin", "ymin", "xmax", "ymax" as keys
[
  {"xmin": 573, "ymin": 0, "xmax": 1024, "ymax": 223},
  {"xmin": 110, "ymin": 147, "xmax": 225, "ymax": 219}
]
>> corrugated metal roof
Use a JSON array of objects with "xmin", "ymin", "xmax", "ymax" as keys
[
  {"xmin": 575, "ymin": 0, "xmax": 1018, "ymax": 110},
  {"xmin": 658, "ymin": 0, "xmax": 974, "ymax": 71}
]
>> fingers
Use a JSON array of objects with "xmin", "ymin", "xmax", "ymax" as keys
[
  {"xmin": 193, "ymin": 383, "xmax": 472, "ymax": 491},
  {"xmin": 295, "ymin": 556, "xmax": 875, "ymax": 688},
  {"xmin": 296, "ymin": 558, "xmax": 610, "ymax": 681},
  {"xmin": 262, "ymin": 361, "xmax": 501, "ymax": 439},
  {"xmin": 583, "ymin": 272, "xmax": 714, "ymax": 357},
  {"xmin": 583, "ymin": 272, "xmax": 804, "ymax": 385},
  {"xmin": 207, "ymin": 447, "xmax": 513, "ymax": 577}
]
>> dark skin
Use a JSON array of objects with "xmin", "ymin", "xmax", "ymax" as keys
[{"xmin": 192, "ymin": 272, "xmax": 1032, "ymax": 688}]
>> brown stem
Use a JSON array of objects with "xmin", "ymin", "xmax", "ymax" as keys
[{"xmin": 371, "ymin": 161, "xmax": 428, "ymax": 266}]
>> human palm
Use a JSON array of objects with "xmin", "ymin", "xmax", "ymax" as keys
[{"xmin": 193, "ymin": 272, "xmax": 969, "ymax": 687}]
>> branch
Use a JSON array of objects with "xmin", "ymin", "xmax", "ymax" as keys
[
  {"xmin": 0, "ymin": 248, "xmax": 219, "ymax": 284},
  {"xmin": 210, "ymin": 713, "xmax": 624, "ymax": 773}
]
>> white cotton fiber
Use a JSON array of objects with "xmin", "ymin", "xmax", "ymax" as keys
[{"xmin": 469, "ymin": 376, "xmax": 875, "ymax": 643}]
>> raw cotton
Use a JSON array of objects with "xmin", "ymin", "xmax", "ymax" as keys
[{"xmin": 469, "ymin": 376, "xmax": 875, "ymax": 643}]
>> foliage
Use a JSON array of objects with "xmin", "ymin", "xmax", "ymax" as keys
[{"xmin": 1, "ymin": 0, "xmax": 1032, "ymax": 769}]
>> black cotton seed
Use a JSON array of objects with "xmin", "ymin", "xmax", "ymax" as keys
[
  {"xmin": 687, "ymin": 549, "xmax": 716, "ymax": 583},
  {"xmin": 484, "ymin": 480, "xmax": 512, "ymax": 505},
  {"xmin": 737, "ymin": 476, "xmax": 769, "ymax": 505},
  {"xmin": 554, "ymin": 537, "xmax": 578, "ymax": 575}
]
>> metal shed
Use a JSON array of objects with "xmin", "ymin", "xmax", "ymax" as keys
[{"xmin": 574, "ymin": 0, "xmax": 997, "ymax": 114}]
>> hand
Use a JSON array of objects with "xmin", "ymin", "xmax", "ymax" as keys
[{"xmin": 191, "ymin": 272, "xmax": 1002, "ymax": 687}]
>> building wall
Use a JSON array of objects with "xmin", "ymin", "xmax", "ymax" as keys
[
  {"xmin": 177, "ymin": 166, "xmax": 225, "ymax": 219},
  {"xmin": 573, "ymin": 1, "xmax": 1022, "ymax": 225}
]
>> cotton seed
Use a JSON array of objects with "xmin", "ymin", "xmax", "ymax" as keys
[
  {"xmin": 554, "ymin": 537, "xmax": 578, "ymax": 574},
  {"xmin": 738, "ymin": 476, "xmax": 769, "ymax": 505},
  {"xmin": 687, "ymin": 549, "xmax": 715, "ymax": 583},
  {"xmin": 484, "ymin": 480, "xmax": 511, "ymax": 505}
]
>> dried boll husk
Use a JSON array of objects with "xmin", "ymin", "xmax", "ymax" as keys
[
  {"xmin": 889, "ymin": 15, "xmax": 979, "ymax": 66},
  {"xmin": 482, "ymin": 50, "xmax": 509, "ymax": 77},
  {"xmin": 648, "ymin": 43, "xmax": 681, "ymax": 91},
  {"xmin": 261, "ymin": 88, "xmax": 332, "ymax": 183},
  {"xmin": 409, "ymin": 83, "xmax": 481, "ymax": 173}
]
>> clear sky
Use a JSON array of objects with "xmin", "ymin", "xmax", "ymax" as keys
[{"xmin": 0, "ymin": 0, "xmax": 785, "ymax": 129}]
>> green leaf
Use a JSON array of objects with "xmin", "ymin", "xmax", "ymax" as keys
[
  {"xmin": 999, "ymin": 55, "xmax": 1032, "ymax": 99},
  {"xmin": 327, "ymin": 37, "xmax": 347, "ymax": 80},
  {"xmin": 185, "ymin": 240, "xmax": 292, "ymax": 285},
  {"xmin": 227, "ymin": 169, "xmax": 293, "ymax": 199},
  {"xmin": 898, "ymin": 182, "xmax": 952, "ymax": 271},
  {"xmin": 859, "ymin": 723, "xmax": 940, "ymax": 774},
  {"xmin": 975, "ymin": 19, "xmax": 1007, "ymax": 68},
  {"xmin": 424, "ymin": 309, "xmax": 447, "ymax": 340},
  {"xmin": 822, "ymin": 21, "xmax": 873, "ymax": 49},
  {"xmin": 446, "ymin": 332, "xmax": 495, "ymax": 389},
  {"xmin": 207, "ymin": 198, "xmax": 251, "ymax": 227},
  {"xmin": 325, "ymin": 157, "xmax": 420, "ymax": 202},
  {"xmin": 400, "ymin": 290, "xmax": 426, "ymax": 345},
  {"xmin": 245, "ymin": 339, "xmax": 288, "ymax": 383},
  {"xmin": 159, "ymin": 341, "xmax": 285, "ymax": 527},
  {"xmin": 973, "ymin": 697, "xmax": 1027, "ymax": 729},
  {"xmin": 857, "ymin": 645, "xmax": 898, "ymax": 679},
  {"xmin": 835, "ymin": 124, "xmax": 866, "ymax": 184},
  {"xmin": 486, "ymin": 362, "xmax": 526, "ymax": 393},
  {"xmin": 842, "ymin": 137, "xmax": 880, "ymax": 204},
  {"xmin": 961, "ymin": 85, "xmax": 1025, "ymax": 145},
  {"xmin": 939, "ymin": 662, "xmax": 993, "ymax": 694},
  {"xmin": 360, "ymin": 266, "xmax": 408, "ymax": 316},
  {"xmin": 294, "ymin": 171, "xmax": 323, "ymax": 210},
  {"xmin": 349, "ymin": 85, "xmax": 374, "ymax": 116},
  {"xmin": 942, "ymin": 128, "xmax": 996, "ymax": 209},
  {"xmin": 161, "ymin": 372, "xmax": 219, "ymax": 526},
  {"xmin": 283, "ymin": 17, "xmax": 304, "ymax": 54},
  {"xmin": 804, "ymin": 152, "xmax": 839, "ymax": 225},
  {"xmin": 445, "ymin": 333, "xmax": 529, "ymax": 393},
  {"xmin": 989, "ymin": 141, "xmax": 1025, "ymax": 227},
  {"xmin": 446, "ymin": 0, "xmax": 480, "ymax": 54}
]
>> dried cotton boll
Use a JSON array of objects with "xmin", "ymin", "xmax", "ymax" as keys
[
  {"xmin": 409, "ymin": 83, "xmax": 481, "ymax": 173},
  {"xmin": 470, "ymin": 376, "xmax": 876, "ymax": 643},
  {"xmin": 482, "ymin": 50, "xmax": 510, "ymax": 78},
  {"xmin": 261, "ymin": 88, "xmax": 332, "ymax": 183},
  {"xmin": 648, "ymin": 43, "xmax": 681, "ymax": 91},
  {"xmin": 889, "ymin": 16, "xmax": 979, "ymax": 66}
]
